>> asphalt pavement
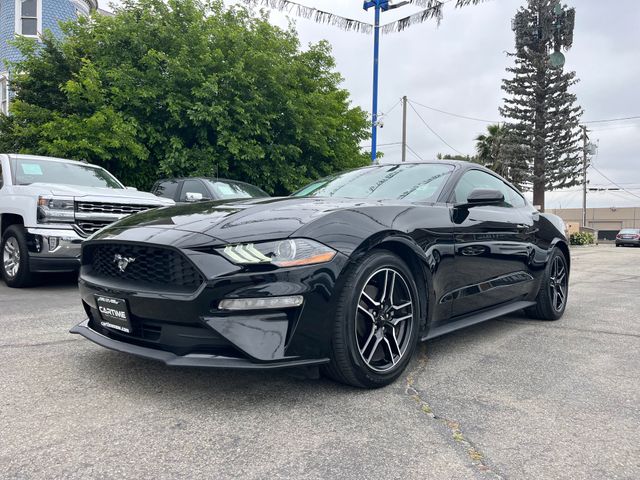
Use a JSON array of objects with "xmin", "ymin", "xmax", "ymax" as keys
[{"xmin": 1, "ymin": 246, "xmax": 638, "ymax": 479}]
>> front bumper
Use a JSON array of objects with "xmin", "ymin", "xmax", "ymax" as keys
[
  {"xmin": 70, "ymin": 319, "xmax": 329, "ymax": 369},
  {"xmin": 27, "ymin": 227, "xmax": 83, "ymax": 272},
  {"xmin": 74, "ymin": 249, "xmax": 348, "ymax": 369}
]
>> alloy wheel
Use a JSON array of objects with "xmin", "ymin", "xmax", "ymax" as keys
[
  {"xmin": 355, "ymin": 267, "xmax": 415, "ymax": 373},
  {"xmin": 548, "ymin": 255, "xmax": 567, "ymax": 312},
  {"xmin": 3, "ymin": 237, "xmax": 21, "ymax": 279}
]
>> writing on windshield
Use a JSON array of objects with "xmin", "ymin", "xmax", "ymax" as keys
[{"xmin": 12, "ymin": 158, "xmax": 123, "ymax": 189}]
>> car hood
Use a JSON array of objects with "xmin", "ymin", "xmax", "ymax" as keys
[
  {"xmin": 29, "ymin": 183, "xmax": 174, "ymax": 206},
  {"xmin": 92, "ymin": 196, "xmax": 392, "ymax": 245}
]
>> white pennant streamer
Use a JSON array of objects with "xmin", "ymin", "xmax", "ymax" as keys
[{"xmin": 240, "ymin": 0, "xmax": 452, "ymax": 35}]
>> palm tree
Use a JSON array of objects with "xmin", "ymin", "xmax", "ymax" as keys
[{"xmin": 475, "ymin": 123, "xmax": 505, "ymax": 174}]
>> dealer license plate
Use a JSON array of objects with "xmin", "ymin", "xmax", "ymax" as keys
[{"xmin": 95, "ymin": 296, "xmax": 132, "ymax": 334}]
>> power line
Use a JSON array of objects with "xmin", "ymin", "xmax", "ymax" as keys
[
  {"xmin": 381, "ymin": 98, "xmax": 402, "ymax": 118},
  {"xmin": 408, "ymin": 101, "xmax": 465, "ymax": 155},
  {"xmin": 590, "ymin": 165, "xmax": 640, "ymax": 201},
  {"xmin": 361, "ymin": 142, "xmax": 403, "ymax": 149},
  {"xmin": 405, "ymin": 144, "xmax": 425, "ymax": 162},
  {"xmin": 409, "ymin": 100, "xmax": 640, "ymax": 128},
  {"xmin": 410, "ymin": 100, "xmax": 499, "ymax": 124},
  {"xmin": 589, "ymin": 124, "xmax": 639, "ymax": 133},
  {"xmin": 583, "ymin": 115, "xmax": 640, "ymax": 124},
  {"xmin": 606, "ymin": 190, "xmax": 640, "ymax": 205}
]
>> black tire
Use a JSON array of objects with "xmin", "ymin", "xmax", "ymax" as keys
[
  {"xmin": 1, "ymin": 225, "xmax": 34, "ymax": 288},
  {"xmin": 526, "ymin": 248, "xmax": 568, "ymax": 321},
  {"xmin": 323, "ymin": 250, "xmax": 421, "ymax": 388}
]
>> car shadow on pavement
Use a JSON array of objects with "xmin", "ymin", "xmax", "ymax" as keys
[
  {"xmin": 68, "ymin": 312, "xmax": 534, "ymax": 406},
  {"xmin": 33, "ymin": 272, "xmax": 79, "ymax": 289}
]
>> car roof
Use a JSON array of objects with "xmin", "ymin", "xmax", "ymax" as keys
[
  {"xmin": 373, "ymin": 160, "xmax": 477, "ymax": 169},
  {"xmin": 155, "ymin": 177, "xmax": 262, "ymax": 187}
]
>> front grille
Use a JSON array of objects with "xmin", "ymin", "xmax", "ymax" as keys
[
  {"xmin": 85, "ymin": 243, "xmax": 204, "ymax": 291},
  {"xmin": 74, "ymin": 220, "xmax": 112, "ymax": 237},
  {"xmin": 76, "ymin": 202, "xmax": 157, "ymax": 215}
]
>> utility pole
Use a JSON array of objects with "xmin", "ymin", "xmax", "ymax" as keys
[
  {"xmin": 581, "ymin": 125, "xmax": 588, "ymax": 228},
  {"xmin": 401, "ymin": 95, "xmax": 407, "ymax": 162},
  {"xmin": 363, "ymin": 1, "xmax": 411, "ymax": 163}
]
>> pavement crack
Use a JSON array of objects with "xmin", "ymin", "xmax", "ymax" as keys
[
  {"xmin": 405, "ymin": 345, "xmax": 506, "ymax": 480},
  {"xmin": 0, "ymin": 338, "xmax": 79, "ymax": 349}
]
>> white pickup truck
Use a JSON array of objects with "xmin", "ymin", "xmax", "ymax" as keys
[{"xmin": 0, "ymin": 154, "xmax": 174, "ymax": 287}]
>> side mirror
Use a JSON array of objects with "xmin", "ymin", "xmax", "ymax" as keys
[
  {"xmin": 185, "ymin": 192, "xmax": 204, "ymax": 203},
  {"xmin": 456, "ymin": 188, "xmax": 504, "ymax": 208},
  {"xmin": 125, "ymin": 186, "xmax": 138, "ymax": 191}
]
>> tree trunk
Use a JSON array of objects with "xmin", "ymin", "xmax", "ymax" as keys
[
  {"xmin": 533, "ymin": 174, "xmax": 545, "ymax": 211},
  {"xmin": 533, "ymin": 1, "xmax": 546, "ymax": 212}
]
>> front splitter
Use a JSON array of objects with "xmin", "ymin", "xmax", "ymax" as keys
[{"xmin": 70, "ymin": 319, "xmax": 329, "ymax": 370}]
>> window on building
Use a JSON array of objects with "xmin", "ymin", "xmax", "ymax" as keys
[
  {"xmin": 16, "ymin": 0, "xmax": 40, "ymax": 36},
  {"xmin": 0, "ymin": 74, "xmax": 9, "ymax": 116}
]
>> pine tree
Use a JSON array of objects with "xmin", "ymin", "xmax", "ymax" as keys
[{"xmin": 500, "ymin": 0, "xmax": 583, "ymax": 210}]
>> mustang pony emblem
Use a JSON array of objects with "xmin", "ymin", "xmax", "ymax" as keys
[{"xmin": 113, "ymin": 254, "xmax": 136, "ymax": 273}]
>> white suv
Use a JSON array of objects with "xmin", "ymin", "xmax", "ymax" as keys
[{"xmin": 0, "ymin": 154, "xmax": 174, "ymax": 287}]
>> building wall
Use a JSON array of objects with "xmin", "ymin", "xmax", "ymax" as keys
[
  {"xmin": 549, "ymin": 206, "xmax": 640, "ymax": 240},
  {"xmin": 1, "ymin": 0, "xmax": 88, "ymax": 71}
]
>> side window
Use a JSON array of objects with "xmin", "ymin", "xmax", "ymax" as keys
[
  {"xmin": 154, "ymin": 180, "xmax": 180, "ymax": 200},
  {"xmin": 505, "ymin": 184, "xmax": 526, "ymax": 208},
  {"xmin": 0, "ymin": 161, "xmax": 4, "ymax": 189},
  {"xmin": 179, "ymin": 179, "xmax": 211, "ymax": 202},
  {"xmin": 453, "ymin": 170, "xmax": 518, "ymax": 207}
]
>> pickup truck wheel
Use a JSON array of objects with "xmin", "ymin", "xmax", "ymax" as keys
[{"xmin": 2, "ymin": 225, "xmax": 34, "ymax": 288}]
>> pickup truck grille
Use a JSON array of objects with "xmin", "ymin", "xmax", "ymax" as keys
[
  {"xmin": 76, "ymin": 202, "xmax": 156, "ymax": 215},
  {"xmin": 84, "ymin": 243, "xmax": 204, "ymax": 292},
  {"xmin": 74, "ymin": 221, "xmax": 112, "ymax": 237},
  {"xmin": 73, "ymin": 202, "xmax": 161, "ymax": 238}
]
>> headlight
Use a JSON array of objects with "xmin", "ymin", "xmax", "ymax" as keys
[
  {"xmin": 221, "ymin": 239, "xmax": 336, "ymax": 267},
  {"xmin": 37, "ymin": 196, "xmax": 75, "ymax": 223}
]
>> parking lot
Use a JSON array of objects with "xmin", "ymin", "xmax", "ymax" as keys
[{"xmin": 1, "ymin": 245, "xmax": 639, "ymax": 480}]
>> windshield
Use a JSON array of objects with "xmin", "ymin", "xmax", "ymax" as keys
[
  {"xmin": 292, "ymin": 163, "xmax": 454, "ymax": 201},
  {"xmin": 11, "ymin": 157, "xmax": 124, "ymax": 189},
  {"xmin": 204, "ymin": 179, "xmax": 268, "ymax": 199},
  {"xmin": 620, "ymin": 229, "xmax": 640, "ymax": 234}
]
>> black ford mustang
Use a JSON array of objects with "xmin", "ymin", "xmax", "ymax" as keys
[{"xmin": 71, "ymin": 161, "xmax": 570, "ymax": 388}]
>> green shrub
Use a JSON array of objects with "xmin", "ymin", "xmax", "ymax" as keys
[{"xmin": 570, "ymin": 232, "xmax": 595, "ymax": 246}]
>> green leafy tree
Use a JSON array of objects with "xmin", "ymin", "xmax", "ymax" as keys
[
  {"xmin": 0, "ymin": 0, "xmax": 369, "ymax": 193},
  {"xmin": 500, "ymin": 0, "xmax": 583, "ymax": 210}
]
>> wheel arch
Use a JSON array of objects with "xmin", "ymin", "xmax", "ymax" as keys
[
  {"xmin": 1, "ymin": 213, "xmax": 24, "ymax": 237},
  {"xmin": 348, "ymin": 232, "xmax": 432, "ymax": 334},
  {"xmin": 550, "ymin": 238, "xmax": 571, "ymax": 273}
]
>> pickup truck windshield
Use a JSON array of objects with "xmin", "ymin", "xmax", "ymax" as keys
[{"xmin": 11, "ymin": 157, "xmax": 124, "ymax": 189}]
